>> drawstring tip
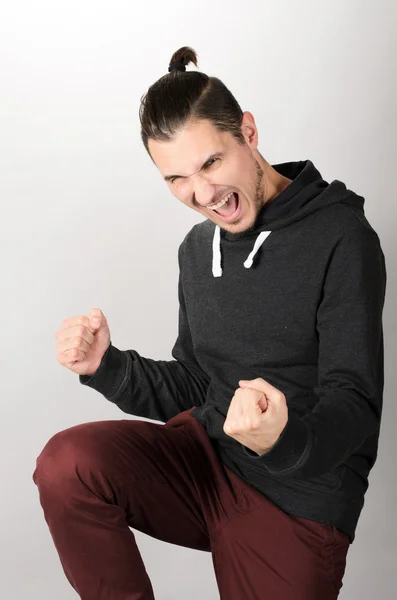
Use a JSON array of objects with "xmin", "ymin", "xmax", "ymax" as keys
[
  {"xmin": 243, "ymin": 230, "xmax": 272, "ymax": 270},
  {"xmin": 212, "ymin": 266, "xmax": 223, "ymax": 277}
]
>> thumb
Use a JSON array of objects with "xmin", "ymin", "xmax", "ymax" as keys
[
  {"xmin": 240, "ymin": 378, "xmax": 284, "ymax": 408},
  {"xmin": 239, "ymin": 378, "xmax": 269, "ymax": 395},
  {"xmin": 89, "ymin": 308, "xmax": 104, "ymax": 329},
  {"xmin": 239, "ymin": 380, "xmax": 268, "ymax": 411},
  {"xmin": 258, "ymin": 394, "xmax": 268, "ymax": 412}
]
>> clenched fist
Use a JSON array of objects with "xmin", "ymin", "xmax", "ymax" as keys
[
  {"xmin": 224, "ymin": 378, "xmax": 289, "ymax": 455},
  {"xmin": 55, "ymin": 308, "xmax": 111, "ymax": 376}
]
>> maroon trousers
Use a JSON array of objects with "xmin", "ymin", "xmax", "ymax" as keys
[{"xmin": 32, "ymin": 407, "xmax": 350, "ymax": 599}]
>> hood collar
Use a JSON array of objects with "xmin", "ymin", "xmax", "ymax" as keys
[{"xmin": 211, "ymin": 159, "xmax": 365, "ymax": 277}]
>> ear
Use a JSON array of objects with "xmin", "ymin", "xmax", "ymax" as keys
[{"xmin": 241, "ymin": 111, "xmax": 258, "ymax": 149}]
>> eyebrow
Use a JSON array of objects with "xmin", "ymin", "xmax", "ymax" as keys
[{"xmin": 164, "ymin": 152, "xmax": 224, "ymax": 182}]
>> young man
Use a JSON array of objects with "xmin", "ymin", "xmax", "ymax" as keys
[{"xmin": 34, "ymin": 47, "xmax": 387, "ymax": 599}]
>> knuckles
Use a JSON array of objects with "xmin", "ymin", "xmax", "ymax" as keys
[{"xmin": 56, "ymin": 321, "xmax": 89, "ymax": 341}]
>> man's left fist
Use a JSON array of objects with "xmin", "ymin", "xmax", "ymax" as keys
[{"xmin": 223, "ymin": 377, "xmax": 288, "ymax": 455}]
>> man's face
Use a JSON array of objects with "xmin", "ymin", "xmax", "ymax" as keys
[{"xmin": 148, "ymin": 114, "xmax": 266, "ymax": 234}]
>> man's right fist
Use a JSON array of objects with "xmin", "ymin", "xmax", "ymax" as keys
[{"xmin": 55, "ymin": 308, "xmax": 111, "ymax": 376}]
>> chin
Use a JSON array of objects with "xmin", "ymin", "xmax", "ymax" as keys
[{"xmin": 217, "ymin": 219, "xmax": 252, "ymax": 235}]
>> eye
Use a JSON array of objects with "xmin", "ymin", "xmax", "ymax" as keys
[
  {"xmin": 168, "ymin": 158, "xmax": 220, "ymax": 184},
  {"xmin": 205, "ymin": 158, "xmax": 219, "ymax": 169}
]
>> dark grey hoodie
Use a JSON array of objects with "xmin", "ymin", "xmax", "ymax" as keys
[{"xmin": 80, "ymin": 159, "xmax": 386, "ymax": 543}]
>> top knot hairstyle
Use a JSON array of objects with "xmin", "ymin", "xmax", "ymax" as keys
[{"xmin": 139, "ymin": 46, "xmax": 246, "ymax": 157}]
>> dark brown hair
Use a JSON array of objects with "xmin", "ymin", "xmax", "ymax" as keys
[{"xmin": 139, "ymin": 46, "xmax": 245, "ymax": 157}]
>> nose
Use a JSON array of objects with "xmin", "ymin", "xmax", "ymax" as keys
[{"xmin": 192, "ymin": 177, "xmax": 216, "ymax": 208}]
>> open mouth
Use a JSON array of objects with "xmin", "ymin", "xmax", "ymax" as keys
[{"xmin": 210, "ymin": 192, "xmax": 241, "ymax": 222}]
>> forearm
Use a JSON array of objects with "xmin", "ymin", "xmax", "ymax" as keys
[
  {"xmin": 242, "ymin": 384, "xmax": 382, "ymax": 477},
  {"xmin": 79, "ymin": 341, "xmax": 210, "ymax": 422}
]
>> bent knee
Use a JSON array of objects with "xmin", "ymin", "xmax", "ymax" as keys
[{"xmin": 32, "ymin": 421, "xmax": 112, "ymax": 489}]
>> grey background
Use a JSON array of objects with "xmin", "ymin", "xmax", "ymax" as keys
[{"xmin": 1, "ymin": 0, "xmax": 396, "ymax": 598}]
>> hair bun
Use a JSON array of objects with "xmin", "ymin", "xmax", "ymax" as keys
[
  {"xmin": 168, "ymin": 46, "xmax": 198, "ymax": 73},
  {"xmin": 168, "ymin": 61, "xmax": 186, "ymax": 73}
]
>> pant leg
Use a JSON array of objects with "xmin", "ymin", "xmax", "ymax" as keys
[
  {"xmin": 33, "ymin": 405, "xmax": 349, "ymax": 600},
  {"xmin": 32, "ymin": 407, "xmax": 251, "ymax": 600},
  {"xmin": 178, "ymin": 413, "xmax": 350, "ymax": 599},
  {"xmin": 207, "ymin": 468, "xmax": 350, "ymax": 600}
]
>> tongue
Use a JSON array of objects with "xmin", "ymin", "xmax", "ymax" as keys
[{"xmin": 215, "ymin": 193, "xmax": 238, "ymax": 217}]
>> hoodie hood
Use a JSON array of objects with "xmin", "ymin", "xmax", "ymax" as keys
[{"xmin": 212, "ymin": 159, "xmax": 365, "ymax": 277}]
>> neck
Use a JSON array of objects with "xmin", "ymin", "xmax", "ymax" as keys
[{"xmin": 258, "ymin": 156, "xmax": 292, "ymax": 208}]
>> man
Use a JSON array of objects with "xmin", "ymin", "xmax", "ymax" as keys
[{"xmin": 33, "ymin": 47, "xmax": 387, "ymax": 599}]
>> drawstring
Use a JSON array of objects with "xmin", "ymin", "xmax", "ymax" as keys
[
  {"xmin": 212, "ymin": 225, "xmax": 272, "ymax": 277},
  {"xmin": 212, "ymin": 225, "xmax": 223, "ymax": 277},
  {"xmin": 243, "ymin": 230, "xmax": 272, "ymax": 268}
]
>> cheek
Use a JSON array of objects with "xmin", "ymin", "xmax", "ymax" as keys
[
  {"xmin": 168, "ymin": 182, "xmax": 186, "ymax": 202},
  {"xmin": 225, "ymin": 158, "xmax": 250, "ymax": 191},
  {"xmin": 177, "ymin": 189, "xmax": 190, "ymax": 205},
  {"xmin": 174, "ymin": 189, "xmax": 193, "ymax": 208}
]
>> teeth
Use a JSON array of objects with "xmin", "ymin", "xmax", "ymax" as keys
[{"xmin": 208, "ymin": 192, "xmax": 234, "ymax": 210}]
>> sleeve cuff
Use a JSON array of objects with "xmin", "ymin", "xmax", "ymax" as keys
[
  {"xmin": 241, "ymin": 414, "xmax": 311, "ymax": 475},
  {"xmin": 79, "ymin": 342, "xmax": 129, "ymax": 399}
]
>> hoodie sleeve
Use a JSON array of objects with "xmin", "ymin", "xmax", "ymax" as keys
[
  {"xmin": 79, "ymin": 239, "xmax": 210, "ymax": 422},
  {"xmin": 241, "ymin": 225, "xmax": 387, "ymax": 478}
]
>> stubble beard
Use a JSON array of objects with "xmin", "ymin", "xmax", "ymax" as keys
[
  {"xmin": 215, "ymin": 158, "xmax": 266, "ymax": 237},
  {"xmin": 235, "ymin": 158, "xmax": 265, "ymax": 236}
]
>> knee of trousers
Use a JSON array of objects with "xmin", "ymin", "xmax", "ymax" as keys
[{"xmin": 32, "ymin": 421, "xmax": 112, "ymax": 493}]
